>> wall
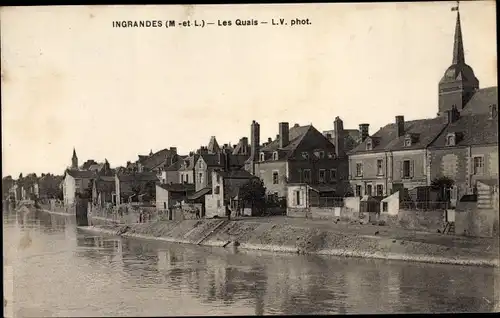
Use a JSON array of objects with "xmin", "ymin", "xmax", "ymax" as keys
[
  {"xmin": 310, "ymin": 207, "xmax": 336, "ymax": 220},
  {"xmin": 287, "ymin": 207, "xmax": 310, "ymax": 218},
  {"xmin": 380, "ymin": 191, "xmax": 399, "ymax": 216},
  {"xmin": 256, "ymin": 161, "xmax": 287, "ymax": 197},
  {"xmin": 395, "ymin": 209, "xmax": 446, "ymax": 232},
  {"xmin": 429, "ymin": 147, "xmax": 470, "ymax": 196},
  {"xmin": 391, "ymin": 149, "xmax": 427, "ymax": 189},
  {"xmin": 349, "ymin": 152, "xmax": 388, "ymax": 196},
  {"xmin": 205, "ymin": 194, "xmax": 223, "ymax": 218},
  {"xmin": 455, "ymin": 202, "xmax": 499, "ymax": 238},
  {"xmin": 63, "ymin": 175, "xmax": 75, "ymax": 206},
  {"xmin": 156, "ymin": 186, "xmax": 169, "ymax": 210},
  {"xmin": 470, "ymin": 145, "xmax": 499, "ymax": 186},
  {"xmin": 287, "ymin": 185, "xmax": 308, "ymax": 208},
  {"xmin": 179, "ymin": 170, "xmax": 194, "ymax": 184}
]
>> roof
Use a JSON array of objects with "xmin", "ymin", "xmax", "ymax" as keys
[
  {"xmin": 88, "ymin": 163, "xmax": 104, "ymax": 172},
  {"xmin": 207, "ymin": 136, "xmax": 221, "ymax": 154},
  {"xmin": 66, "ymin": 169, "xmax": 96, "ymax": 179},
  {"xmin": 461, "ymin": 86, "xmax": 498, "ymax": 115},
  {"xmin": 187, "ymin": 187, "xmax": 212, "ymax": 200},
  {"xmin": 116, "ymin": 172, "xmax": 159, "ymax": 182},
  {"xmin": 349, "ymin": 117, "xmax": 447, "ymax": 154},
  {"xmin": 260, "ymin": 125, "xmax": 311, "ymax": 153},
  {"xmin": 429, "ymin": 113, "xmax": 498, "ymax": 148},
  {"xmin": 157, "ymin": 183, "xmax": 195, "ymax": 192},
  {"xmin": 97, "ymin": 176, "xmax": 115, "ymax": 182},
  {"xmin": 80, "ymin": 160, "xmax": 97, "ymax": 170},
  {"xmin": 138, "ymin": 148, "xmax": 177, "ymax": 170},
  {"xmin": 94, "ymin": 176, "xmax": 116, "ymax": 192},
  {"xmin": 232, "ymin": 138, "xmax": 249, "ymax": 155},
  {"xmin": 323, "ymin": 129, "xmax": 361, "ymax": 153},
  {"xmin": 179, "ymin": 155, "xmax": 200, "ymax": 171},
  {"xmin": 199, "ymin": 153, "xmax": 249, "ymax": 168},
  {"xmin": 165, "ymin": 160, "xmax": 183, "ymax": 172},
  {"xmin": 216, "ymin": 169, "xmax": 257, "ymax": 179}
]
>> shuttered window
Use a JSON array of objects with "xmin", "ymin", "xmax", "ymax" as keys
[{"xmin": 401, "ymin": 160, "xmax": 414, "ymax": 179}]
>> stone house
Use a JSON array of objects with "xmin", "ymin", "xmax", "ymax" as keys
[
  {"xmin": 155, "ymin": 183, "xmax": 195, "ymax": 211},
  {"xmin": 245, "ymin": 119, "xmax": 350, "ymax": 199},
  {"xmin": 114, "ymin": 172, "xmax": 159, "ymax": 205},
  {"xmin": 193, "ymin": 151, "xmax": 248, "ymax": 192},
  {"xmin": 92, "ymin": 175, "xmax": 116, "ymax": 207},
  {"xmin": 205, "ymin": 169, "xmax": 259, "ymax": 218},
  {"xmin": 178, "ymin": 154, "xmax": 200, "ymax": 184},
  {"xmin": 348, "ymin": 116, "xmax": 447, "ymax": 198},
  {"xmin": 62, "ymin": 169, "xmax": 95, "ymax": 206}
]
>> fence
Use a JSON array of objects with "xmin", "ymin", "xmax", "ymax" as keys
[
  {"xmin": 399, "ymin": 200, "xmax": 450, "ymax": 211},
  {"xmin": 309, "ymin": 196, "xmax": 345, "ymax": 208}
]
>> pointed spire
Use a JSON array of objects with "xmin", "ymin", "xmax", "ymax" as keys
[
  {"xmin": 452, "ymin": 3, "xmax": 465, "ymax": 65},
  {"xmin": 72, "ymin": 147, "xmax": 77, "ymax": 158}
]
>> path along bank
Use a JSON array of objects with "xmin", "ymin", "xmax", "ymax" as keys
[{"xmin": 75, "ymin": 215, "xmax": 500, "ymax": 268}]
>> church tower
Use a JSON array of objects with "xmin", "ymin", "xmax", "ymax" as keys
[
  {"xmin": 71, "ymin": 148, "xmax": 78, "ymax": 170},
  {"xmin": 438, "ymin": 3, "xmax": 479, "ymax": 117}
]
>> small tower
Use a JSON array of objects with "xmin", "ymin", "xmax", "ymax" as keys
[
  {"xmin": 71, "ymin": 148, "xmax": 78, "ymax": 170},
  {"xmin": 438, "ymin": 1, "xmax": 479, "ymax": 116}
]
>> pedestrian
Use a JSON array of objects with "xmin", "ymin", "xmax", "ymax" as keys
[
  {"xmin": 195, "ymin": 208, "xmax": 200, "ymax": 219},
  {"xmin": 225, "ymin": 205, "xmax": 231, "ymax": 221}
]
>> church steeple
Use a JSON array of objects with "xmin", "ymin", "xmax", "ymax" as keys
[
  {"xmin": 71, "ymin": 147, "xmax": 78, "ymax": 170},
  {"xmin": 452, "ymin": 10, "xmax": 465, "ymax": 65},
  {"xmin": 438, "ymin": 1, "xmax": 479, "ymax": 117}
]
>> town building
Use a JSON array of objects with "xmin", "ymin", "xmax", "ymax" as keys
[
  {"xmin": 62, "ymin": 170, "xmax": 95, "ymax": 206},
  {"xmin": 347, "ymin": 9, "xmax": 498, "ymax": 201},
  {"xmin": 114, "ymin": 172, "xmax": 159, "ymax": 205},
  {"xmin": 155, "ymin": 183, "xmax": 195, "ymax": 211},
  {"xmin": 92, "ymin": 175, "xmax": 116, "ymax": 207},
  {"xmin": 177, "ymin": 153, "xmax": 200, "ymax": 184},
  {"xmin": 246, "ymin": 119, "xmax": 351, "ymax": 199}
]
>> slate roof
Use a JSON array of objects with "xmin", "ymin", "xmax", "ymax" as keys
[
  {"xmin": 217, "ymin": 170, "xmax": 257, "ymax": 179},
  {"xmin": 187, "ymin": 187, "xmax": 212, "ymax": 200},
  {"xmin": 139, "ymin": 148, "xmax": 177, "ymax": 170},
  {"xmin": 157, "ymin": 183, "xmax": 195, "ymax": 192},
  {"xmin": 461, "ymin": 86, "xmax": 497, "ymax": 115},
  {"xmin": 116, "ymin": 172, "xmax": 159, "ymax": 182},
  {"xmin": 66, "ymin": 169, "xmax": 96, "ymax": 179},
  {"xmin": 164, "ymin": 160, "xmax": 183, "ymax": 172},
  {"xmin": 80, "ymin": 160, "xmax": 98, "ymax": 170},
  {"xmin": 232, "ymin": 138, "xmax": 249, "ymax": 155},
  {"xmin": 260, "ymin": 125, "xmax": 311, "ymax": 153},
  {"xmin": 179, "ymin": 155, "xmax": 200, "ymax": 171},
  {"xmin": 323, "ymin": 129, "xmax": 361, "ymax": 153},
  {"xmin": 349, "ymin": 117, "xmax": 447, "ymax": 154},
  {"xmin": 199, "ymin": 153, "xmax": 248, "ymax": 168},
  {"xmin": 207, "ymin": 136, "xmax": 221, "ymax": 154},
  {"xmin": 429, "ymin": 113, "xmax": 498, "ymax": 148}
]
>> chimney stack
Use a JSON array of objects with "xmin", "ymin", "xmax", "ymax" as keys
[
  {"xmin": 169, "ymin": 147, "xmax": 177, "ymax": 154},
  {"xmin": 395, "ymin": 116, "xmax": 405, "ymax": 137},
  {"xmin": 279, "ymin": 122, "xmax": 290, "ymax": 148},
  {"xmin": 250, "ymin": 120, "xmax": 261, "ymax": 174},
  {"xmin": 294, "ymin": 123, "xmax": 299, "ymax": 128},
  {"xmin": 359, "ymin": 124, "xmax": 370, "ymax": 142},
  {"xmin": 334, "ymin": 117, "xmax": 345, "ymax": 158},
  {"xmin": 268, "ymin": 137, "xmax": 272, "ymax": 143},
  {"xmin": 241, "ymin": 137, "xmax": 249, "ymax": 155}
]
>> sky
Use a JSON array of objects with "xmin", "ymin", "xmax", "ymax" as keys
[{"xmin": 1, "ymin": 1, "xmax": 497, "ymax": 178}]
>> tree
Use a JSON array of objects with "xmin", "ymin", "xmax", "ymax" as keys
[
  {"xmin": 239, "ymin": 178, "xmax": 267, "ymax": 216},
  {"xmin": 431, "ymin": 176, "xmax": 455, "ymax": 202}
]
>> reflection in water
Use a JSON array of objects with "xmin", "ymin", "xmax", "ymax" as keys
[{"xmin": 3, "ymin": 209, "xmax": 497, "ymax": 316}]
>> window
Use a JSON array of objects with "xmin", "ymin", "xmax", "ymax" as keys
[
  {"xmin": 302, "ymin": 152, "xmax": 309, "ymax": 160},
  {"xmin": 295, "ymin": 191, "xmax": 301, "ymax": 206},
  {"xmin": 199, "ymin": 173, "xmax": 203, "ymax": 184},
  {"xmin": 376, "ymin": 184, "xmax": 383, "ymax": 196},
  {"xmin": 366, "ymin": 184, "xmax": 373, "ymax": 196},
  {"xmin": 273, "ymin": 152, "xmax": 278, "ymax": 160},
  {"xmin": 377, "ymin": 159, "xmax": 383, "ymax": 175},
  {"xmin": 214, "ymin": 186, "xmax": 220, "ymax": 194},
  {"xmin": 402, "ymin": 160, "xmax": 411, "ymax": 178},
  {"xmin": 446, "ymin": 133, "xmax": 456, "ymax": 146},
  {"xmin": 473, "ymin": 156, "xmax": 484, "ymax": 175},
  {"xmin": 260, "ymin": 153, "xmax": 265, "ymax": 162},
  {"xmin": 217, "ymin": 200, "xmax": 221, "ymax": 208},
  {"xmin": 303, "ymin": 169, "xmax": 311, "ymax": 182},
  {"xmin": 404, "ymin": 138, "xmax": 412, "ymax": 147},
  {"xmin": 216, "ymin": 174, "xmax": 220, "ymax": 183},
  {"xmin": 186, "ymin": 174, "xmax": 189, "ymax": 183},
  {"xmin": 319, "ymin": 169, "xmax": 326, "ymax": 182},
  {"xmin": 355, "ymin": 185, "xmax": 362, "ymax": 197},
  {"xmin": 382, "ymin": 202, "xmax": 388, "ymax": 212},
  {"xmin": 198, "ymin": 161, "xmax": 202, "ymax": 168},
  {"xmin": 164, "ymin": 202, "xmax": 167, "ymax": 209},
  {"xmin": 356, "ymin": 163, "xmax": 363, "ymax": 177},
  {"xmin": 272, "ymin": 171, "xmax": 279, "ymax": 184},
  {"xmin": 330, "ymin": 169, "xmax": 337, "ymax": 182},
  {"xmin": 319, "ymin": 151, "xmax": 325, "ymax": 159},
  {"xmin": 366, "ymin": 141, "xmax": 373, "ymax": 151}
]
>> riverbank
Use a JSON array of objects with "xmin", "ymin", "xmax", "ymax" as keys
[{"xmin": 78, "ymin": 217, "xmax": 500, "ymax": 268}]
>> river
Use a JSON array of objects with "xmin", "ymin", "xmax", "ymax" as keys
[{"xmin": 3, "ymin": 208, "xmax": 498, "ymax": 316}]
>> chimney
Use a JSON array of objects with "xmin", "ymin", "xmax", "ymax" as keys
[
  {"xmin": 250, "ymin": 120, "xmax": 260, "ymax": 161},
  {"xmin": 279, "ymin": 122, "xmax": 290, "ymax": 148},
  {"xmin": 359, "ymin": 124, "xmax": 369, "ymax": 142},
  {"xmin": 325, "ymin": 133, "xmax": 332, "ymax": 140},
  {"xmin": 169, "ymin": 147, "xmax": 177, "ymax": 154},
  {"xmin": 447, "ymin": 106, "xmax": 460, "ymax": 124},
  {"xmin": 395, "ymin": 116, "xmax": 405, "ymax": 137},
  {"xmin": 241, "ymin": 137, "xmax": 249, "ymax": 155},
  {"xmin": 334, "ymin": 117, "xmax": 345, "ymax": 158},
  {"xmin": 224, "ymin": 152, "xmax": 230, "ymax": 171},
  {"xmin": 293, "ymin": 123, "xmax": 299, "ymax": 128},
  {"xmin": 268, "ymin": 137, "xmax": 272, "ymax": 143}
]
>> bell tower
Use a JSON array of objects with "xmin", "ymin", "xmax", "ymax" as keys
[
  {"xmin": 438, "ymin": 1, "xmax": 479, "ymax": 117},
  {"xmin": 71, "ymin": 148, "xmax": 78, "ymax": 170}
]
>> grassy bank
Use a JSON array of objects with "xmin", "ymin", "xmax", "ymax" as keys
[{"xmin": 79, "ymin": 218, "xmax": 500, "ymax": 268}]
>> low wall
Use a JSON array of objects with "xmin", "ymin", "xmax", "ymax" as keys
[
  {"xmin": 379, "ymin": 209, "xmax": 446, "ymax": 232},
  {"xmin": 456, "ymin": 202, "xmax": 499, "ymax": 238},
  {"xmin": 287, "ymin": 207, "xmax": 310, "ymax": 218}
]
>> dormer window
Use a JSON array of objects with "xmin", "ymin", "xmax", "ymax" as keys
[
  {"xmin": 366, "ymin": 140, "xmax": 373, "ymax": 151},
  {"xmin": 404, "ymin": 137, "xmax": 412, "ymax": 147},
  {"xmin": 273, "ymin": 152, "xmax": 279, "ymax": 160},
  {"xmin": 260, "ymin": 152, "xmax": 265, "ymax": 162},
  {"xmin": 445, "ymin": 133, "xmax": 456, "ymax": 146},
  {"xmin": 302, "ymin": 152, "xmax": 309, "ymax": 160}
]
